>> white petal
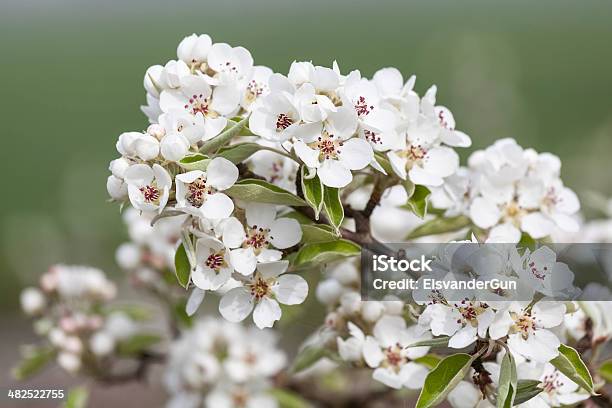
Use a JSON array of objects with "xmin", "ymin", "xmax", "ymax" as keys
[
  {"xmin": 470, "ymin": 197, "xmax": 501, "ymax": 229},
  {"xmin": 219, "ymin": 287, "xmax": 254, "ymax": 322},
  {"xmin": 521, "ymin": 212, "xmax": 555, "ymax": 239},
  {"xmin": 201, "ymin": 193, "xmax": 235, "ymax": 219},
  {"xmin": 362, "ymin": 336, "xmax": 384, "ymax": 368},
  {"xmin": 326, "ymin": 106, "xmax": 358, "ymax": 139},
  {"xmin": 372, "ymin": 367, "xmax": 403, "ymax": 389},
  {"xmin": 230, "ymin": 248, "xmax": 257, "ymax": 275},
  {"xmin": 318, "ymin": 159, "xmax": 352, "ymax": 188},
  {"xmin": 222, "ymin": 217, "xmax": 246, "ymax": 248},
  {"xmin": 245, "ymin": 203, "xmax": 276, "ymax": 228},
  {"xmin": 185, "ymin": 288, "xmax": 205, "ymax": 316},
  {"xmin": 486, "ymin": 223, "xmax": 521, "ymax": 243},
  {"xmin": 423, "ymin": 147, "xmax": 459, "ymax": 178},
  {"xmin": 294, "ymin": 140, "xmax": 321, "ymax": 168},
  {"xmin": 409, "ymin": 165, "xmax": 444, "ymax": 187},
  {"xmin": 257, "ymin": 260, "xmax": 289, "ymax": 279},
  {"xmin": 253, "ymin": 297, "xmax": 282, "ymax": 329},
  {"xmin": 338, "ymin": 138, "xmax": 373, "ymax": 170},
  {"xmin": 269, "ymin": 218, "xmax": 302, "ymax": 249},
  {"xmin": 448, "ymin": 325, "xmax": 477, "ymax": 348},
  {"xmin": 273, "ymin": 274, "xmax": 308, "ymax": 305},
  {"xmin": 387, "ymin": 151, "xmax": 407, "ymax": 180},
  {"xmin": 207, "ymin": 157, "xmax": 239, "ymax": 190},
  {"xmin": 211, "ymin": 85, "xmax": 241, "ymax": 115},
  {"xmin": 192, "ymin": 264, "xmax": 231, "ymax": 290},
  {"xmin": 400, "ymin": 362, "xmax": 429, "ymax": 389}
]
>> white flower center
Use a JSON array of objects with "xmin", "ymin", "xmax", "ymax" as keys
[
  {"xmin": 354, "ymin": 95, "xmax": 374, "ymax": 117},
  {"xmin": 186, "ymin": 176, "xmax": 214, "ymax": 208},
  {"xmin": 245, "ymin": 80, "xmax": 267, "ymax": 105},
  {"xmin": 310, "ymin": 132, "xmax": 343, "ymax": 160},
  {"xmin": 399, "ymin": 144, "xmax": 428, "ymax": 169},
  {"xmin": 248, "ymin": 273, "xmax": 273, "ymax": 300},
  {"xmin": 453, "ymin": 299, "xmax": 489, "ymax": 327},
  {"xmin": 205, "ymin": 251, "xmax": 226, "ymax": 272},
  {"xmin": 364, "ymin": 129, "xmax": 382, "ymax": 145},
  {"xmin": 140, "ymin": 184, "xmax": 160, "ymax": 203},
  {"xmin": 381, "ymin": 343, "xmax": 407, "ymax": 373},
  {"xmin": 275, "ymin": 113, "xmax": 294, "ymax": 131},
  {"xmin": 511, "ymin": 311, "xmax": 536, "ymax": 339},
  {"xmin": 541, "ymin": 371, "xmax": 564, "ymax": 395},
  {"xmin": 244, "ymin": 225, "xmax": 272, "ymax": 254}
]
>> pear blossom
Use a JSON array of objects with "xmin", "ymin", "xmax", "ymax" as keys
[
  {"xmin": 20, "ymin": 288, "xmax": 46, "ymax": 315},
  {"xmin": 218, "ymin": 261, "xmax": 308, "ymax": 328},
  {"xmin": 517, "ymin": 362, "xmax": 589, "ymax": 407},
  {"xmin": 125, "ymin": 163, "xmax": 172, "ymax": 213},
  {"xmin": 336, "ymin": 322, "xmax": 366, "ymax": 362},
  {"xmin": 247, "ymin": 148, "xmax": 298, "ymax": 192},
  {"xmin": 489, "ymin": 301, "xmax": 565, "ymax": 363},
  {"xmin": 241, "ymin": 65, "xmax": 273, "ymax": 110},
  {"xmin": 362, "ymin": 316, "xmax": 431, "ymax": 389},
  {"xmin": 191, "ymin": 235, "xmax": 233, "ymax": 291},
  {"xmin": 222, "ymin": 203, "xmax": 302, "ymax": 275},
  {"xmin": 175, "ymin": 157, "xmax": 238, "ymax": 219},
  {"xmin": 418, "ymin": 300, "xmax": 495, "ymax": 349},
  {"xmin": 159, "ymin": 75, "xmax": 228, "ymax": 140},
  {"xmin": 116, "ymin": 131, "xmax": 160, "ymax": 161},
  {"xmin": 205, "ymin": 381, "xmax": 278, "ymax": 408},
  {"xmin": 223, "ymin": 328, "xmax": 286, "ymax": 382}
]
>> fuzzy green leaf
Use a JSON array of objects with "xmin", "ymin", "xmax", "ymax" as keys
[
  {"xmin": 416, "ymin": 353, "xmax": 474, "ymax": 408},
  {"xmin": 301, "ymin": 167, "xmax": 324, "ymax": 219},
  {"xmin": 406, "ymin": 215, "xmax": 471, "ymax": 239},
  {"xmin": 402, "ymin": 185, "xmax": 431, "ymax": 219},
  {"xmin": 225, "ymin": 179, "xmax": 307, "ymax": 207},
  {"xmin": 174, "ymin": 243, "xmax": 191, "ymax": 288},
  {"xmin": 12, "ymin": 345, "xmax": 55, "ymax": 380},
  {"xmin": 497, "ymin": 352, "xmax": 518, "ymax": 408},
  {"xmin": 199, "ymin": 115, "xmax": 250, "ymax": 154},
  {"xmin": 550, "ymin": 344, "xmax": 596, "ymax": 394},
  {"xmin": 178, "ymin": 154, "xmax": 210, "ymax": 171},
  {"xmin": 294, "ymin": 240, "xmax": 360, "ymax": 266},
  {"xmin": 513, "ymin": 380, "xmax": 543, "ymax": 405},
  {"xmin": 322, "ymin": 186, "xmax": 344, "ymax": 231},
  {"xmin": 300, "ymin": 224, "xmax": 339, "ymax": 244}
]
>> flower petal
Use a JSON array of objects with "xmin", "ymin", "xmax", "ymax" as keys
[
  {"xmin": 338, "ymin": 138, "xmax": 373, "ymax": 170},
  {"xmin": 201, "ymin": 193, "xmax": 235, "ymax": 219},
  {"xmin": 269, "ymin": 218, "xmax": 302, "ymax": 249},
  {"xmin": 273, "ymin": 274, "xmax": 308, "ymax": 305},
  {"xmin": 253, "ymin": 297, "xmax": 282, "ymax": 329},
  {"xmin": 219, "ymin": 287, "xmax": 254, "ymax": 323},
  {"xmin": 207, "ymin": 157, "xmax": 238, "ymax": 190},
  {"xmin": 318, "ymin": 159, "xmax": 352, "ymax": 188}
]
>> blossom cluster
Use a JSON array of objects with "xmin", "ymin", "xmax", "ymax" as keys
[
  {"xmin": 165, "ymin": 317, "xmax": 286, "ymax": 408},
  {"xmin": 430, "ymin": 138, "xmax": 580, "ymax": 243},
  {"xmin": 19, "ymin": 265, "xmax": 142, "ymax": 373}
]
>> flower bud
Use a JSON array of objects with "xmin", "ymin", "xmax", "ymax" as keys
[
  {"xmin": 57, "ymin": 352, "xmax": 81, "ymax": 373},
  {"xmin": 162, "ymin": 60, "xmax": 190, "ymax": 89},
  {"xmin": 315, "ymin": 279, "xmax": 343, "ymax": 305},
  {"xmin": 48, "ymin": 328, "xmax": 66, "ymax": 347},
  {"xmin": 116, "ymin": 131, "xmax": 142, "ymax": 157},
  {"xmin": 147, "ymin": 124, "xmax": 166, "ymax": 140},
  {"xmin": 133, "ymin": 134, "xmax": 160, "ymax": 161},
  {"xmin": 144, "ymin": 65, "xmax": 164, "ymax": 97},
  {"xmin": 160, "ymin": 132, "xmax": 189, "ymax": 161},
  {"xmin": 20, "ymin": 288, "xmax": 46, "ymax": 315},
  {"xmin": 337, "ymin": 336, "xmax": 363, "ymax": 362},
  {"xmin": 109, "ymin": 157, "xmax": 131, "ymax": 178},
  {"xmin": 339, "ymin": 292, "xmax": 361, "ymax": 315},
  {"xmin": 115, "ymin": 243, "xmax": 141, "ymax": 269},
  {"xmin": 63, "ymin": 336, "xmax": 83, "ymax": 354},
  {"xmin": 90, "ymin": 331, "xmax": 115, "ymax": 356},
  {"xmin": 177, "ymin": 34, "xmax": 212, "ymax": 65},
  {"xmin": 361, "ymin": 301, "xmax": 384, "ymax": 322},
  {"xmin": 107, "ymin": 175, "xmax": 127, "ymax": 200}
]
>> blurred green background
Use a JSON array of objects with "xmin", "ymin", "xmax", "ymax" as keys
[{"xmin": 1, "ymin": 0, "xmax": 612, "ymax": 312}]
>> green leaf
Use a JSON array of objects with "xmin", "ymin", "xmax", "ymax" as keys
[
  {"xmin": 291, "ymin": 345, "xmax": 335, "ymax": 373},
  {"xmin": 402, "ymin": 185, "xmax": 431, "ymax": 219},
  {"xmin": 406, "ymin": 215, "xmax": 471, "ymax": 239},
  {"xmin": 199, "ymin": 115, "xmax": 250, "ymax": 154},
  {"xmin": 406, "ymin": 336, "xmax": 450, "ymax": 348},
  {"xmin": 513, "ymin": 380, "xmax": 543, "ymax": 405},
  {"xmin": 62, "ymin": 386, "xmax": 89, "ymax": 408},
  {"xmin": 12, "ymin": 345, "xmax": 55, "ymax": 380},
  {"xmin": 301, "ymin": 167, "xmax": 324, "ymax": 219},
  {"xmin": 550, "ymin": 344, "xmax": 596, "ymax": 394},
  {"xmin": 300, "ymin": 224, "xmax": 339, "ymax": 244},
  {"xmin": 117, "ymin": 334, "xmax": 162, "ymax": 356},
  {"xmin": 322, "ymin": 186, "xmax": 344, "ymax": 231},
  {"xmin": 414, "ymin": 354, "xmax": 442, "ymax": 370},
  {"xmin": 497, "ymin": 352, "xmax": 518, "ymax": 408},
  {"xmin": 294, "ymin": 240, "xmax": 360, "ymax": 266},
  {"xmin": 178, "ymin": 153, "xmax": 210, "ymax": 171},
  {"xmin": 269, "ymin": 388, "xmax": 312, "ymax": 408},
  {"xmin": 416, "ymin": 353, "xmax": 474, "ymax": 408},
  {"xmin": 174, "ymin": 243, "xmax": 191, "ymax": 289},
  {"xmin": 373, "ymin": 151, "xmax": 394, "ymax": 175},
  {"xmin": 225, "ymin": 179, "xmax": 307, "ymax": 206},
  {"xmin": 598, "ymin": 359, "xmax": 612, "ymax": 383},
  {"xmin": 216, "ymin": 142, "xmax": 262, "ymax": 164}
]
